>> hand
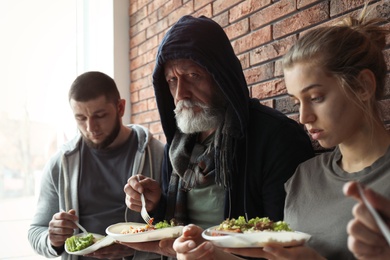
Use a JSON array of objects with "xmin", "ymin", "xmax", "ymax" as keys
[
  {"xmin": 344, "ymin": 181, "xmax": 390, "ymax": 259},
  {"xmin": 119, "ymin": 238, "xmax": 176, "ymax": 257},
  {"xmin": 48, "ymin": 209, "xmax": 79, "ymax": 248},
  {"xmin": 85, "ymin": 243, "xmax": 134, "ymax": 259},
  {"xmin": 124, "ymin": 175, "xmax": 161, "ymax": 212},
  {"xmin": 226, "ymin": 244, "xmax": 325, "ymax": 260},
  {"xmin": 173, "ymin": 224, "xmax": 243, "ymax": 260}
]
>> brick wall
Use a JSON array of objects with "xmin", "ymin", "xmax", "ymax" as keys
[{"xmin": 128, "ymin": 0, "xmax": 390, "ymax": 145}]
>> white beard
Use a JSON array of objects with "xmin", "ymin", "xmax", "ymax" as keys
[{"xmin": 174, "ymin": 100, "xmax": 224, "ymax": 134}]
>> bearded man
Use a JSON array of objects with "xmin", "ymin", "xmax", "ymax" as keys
[
  {"xmin": 123, "ymin": 16, "xmax": 315, "ymax": 259},
  {"xmin": 28, "ymin": 71, "xmax": 164, "ymax": 260}
]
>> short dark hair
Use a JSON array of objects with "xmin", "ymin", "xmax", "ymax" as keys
[{"xmin": 68, "ymin": 71, "xmax": 120, "ymax": 104}]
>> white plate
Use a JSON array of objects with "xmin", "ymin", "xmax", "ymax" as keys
[
  {"xmin": 64, "ymin": 233, "xmax": 115, "ymax": 255},
  {"xmin": 202, "ymin": 226, "xmax": 311, "ymax": 248},
  {"xmin": 106, "ymin": 222, "xmax": 184, "ymax": 243}
]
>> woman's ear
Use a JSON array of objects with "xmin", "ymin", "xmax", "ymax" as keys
[{"xmin": 357, "ymin": 69, "xmax": 376, "ymax": 101}]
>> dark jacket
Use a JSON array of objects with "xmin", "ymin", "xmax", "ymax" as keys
[{"xmin": 152, "ymin": 15, "xmax": 314, "ymax": 222}]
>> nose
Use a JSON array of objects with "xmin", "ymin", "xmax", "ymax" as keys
[
  {"xmin": 299, "ymin": 104, "xmax": 316, "ymax": 125},
  {"xmin": 174, "ymin": 78, "xmax": 191, "ymax": 101},
  {"xmin": 86, "ymin": 118, "xmax": 98, "ymax": 133}
]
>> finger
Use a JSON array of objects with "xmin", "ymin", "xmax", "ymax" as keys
[
  {"xmin": 347, "ymin": 233, "xmax": 383, "ymax": 259},
  {"xmin": 173, "ymin": 239, "xmax": 196, "ymax": 253},
  {"xmin": 182, "ymin": 224, "xmax": 203, "ymax": 238},
  {"xmin": 343, "ymin": 181, "xmax": 361, "ymax": 200},
  {"xmin": 177, "ymin": 242, "xmax": 214, "ymax": 260},
  {"xmin": 347, "ymin": 217, "xmax": 387, "ymax": 247}
]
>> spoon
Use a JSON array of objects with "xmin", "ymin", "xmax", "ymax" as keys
[{"xmin": 60, "ymin": 209, "xmax": 89, "ymax": 234}]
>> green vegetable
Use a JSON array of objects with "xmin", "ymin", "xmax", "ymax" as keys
[
  {"xmin": 217, "ymin": 216, "xmax": 292, "ymax": 232},
  {"xmin": 154, "ymin": 218, "xmax": 178, "ymax": 229},
  {"xmin": 154, "ymin": 220, "xmax": 171, "ymax": 229},
  {"xmin": 65, "ymin": 233, "xmax": 94, "ymax": 252}
]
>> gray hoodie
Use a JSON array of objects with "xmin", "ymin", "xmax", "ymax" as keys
[{"xmin": 28, "ymin": 124, "xmax": 164, "ymax": 260}]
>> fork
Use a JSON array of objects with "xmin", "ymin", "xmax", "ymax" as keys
[
  {"xmin": 357, "ymin": 184, "xmax": 390, "ymax": 245},
  {"xmin": 136, "ymin": 175, "xmax": 154, "ymax": 226}
]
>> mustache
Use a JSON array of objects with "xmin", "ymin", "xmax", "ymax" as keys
[{"xmin": 174, "ymin": 100, "xmax": 209, "ymax": 114}]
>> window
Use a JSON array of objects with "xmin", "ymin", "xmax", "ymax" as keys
[{"xmin": 0, "ymin": 0, "xmax": 129, "ymax": 258}]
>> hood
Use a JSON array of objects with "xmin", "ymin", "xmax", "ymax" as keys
[{"xmin": 152, "ymin": 15, "xmax": 250, "ymax": 144}]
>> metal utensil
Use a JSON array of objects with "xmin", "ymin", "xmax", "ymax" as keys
[
  {"xmin": 357, "ymin": 184, "xmax": 390, "ymax": 245},
  {"xmin": 60, "ymin": 209, "xmax": 89, "ymax": 234},
  {"xmin": 136, "ymin": 175, "xmax": 154, "ymax": 226}
]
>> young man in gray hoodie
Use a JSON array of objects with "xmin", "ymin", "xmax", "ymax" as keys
[{"xmin": 28, "ymin": 71, "xmax": 164, "ymax": 260}]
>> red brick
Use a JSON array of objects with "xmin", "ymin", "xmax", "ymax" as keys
[
  {"xmin": 232, "ymin": 26, "xmax": 271, "ymax": 54},
  {"xmin": 146, "ymin": 17, "xmax": 169, "ymax": 39},
  {"xmin": 131, "ymin": 5, "xmax": 148, "ymax": 25},
  {"xmin": 250, "ymin": 78, "xmax": 286, "ymax": 99},
  {"xmin": 213, "ymin": 11, "xmax": 229, "ymax": 27},
  {"xmin": 148, "ymin": 0, "xmax": 170, "ymax": 14},
  {"xmin": 250, "ymin": 35, "xmax": 297, "ymax": 65},
  {"xmin": 244, "ymin": 62, "xmax": 274, "ymax": 85},
  {"xmin": 138, "ymin": 35, "xmax": 159, "ymax": 55},
  {"xmin": 167, "ymin": 2, "xmax": 194, "ymax": 26},
  {"xmin": 330, "ymin": 0, "xmax": 365, "ymax": 17},
  {"xmin": 273, "ymin": 1, "xmax": 329, "ymax": 39},
  {"xmin": 132, "ymin": 77, "xmax": 152, "ymax": 92},
  {"xmin": 274, "ymin": 59, "xmax": 284, "ymax": 77},
  {"xmin": 149, "ymin": 121, "xmax": 164, "ymax": 135},
  {"xmin": 131, "ymin": 63, "xmax": 155, "ymax": 82},
  {"xmin": 130, "ymin": 48, "xmax": 157, "ymax": 71},
  {"xmin": 129, "ymin": 0, "xmax": 390, "ymax": 123},
  {"xmin": 147, "ymin": 98, "xmax": 158, "ymax": 110},
  {"xmin": 157, "ymin": 0, "xmax": 185, "ymax": 20},
  {"xmin": 297, "ymin": 0, "xmax": 323, "ymax": 9},
  {"xmin": 250, "ymin": 0, "xmax": 296, "ymax": 30},
  {"xmin": 194, "ymin": 4, "xmax": 212, "ymax": 18},
  {"xmin": 213, "ymin": 0, "xmax": 242, "ymax": 16},
  {"xmin": 139, "ymin": 86, "xmax": 156, "ymax": 100},
  {"xmin": 229, "ymin": 0, "xmax": 270, "ymax": 23},
  {"xmin": 224, "ymin": 18, "xmax": 249, "ymax": 40},
  {"xmin": 259, "ymin": 99, "xmax": 274, "ymax": 108},
  {"xmin": 194, "ymin": 0, "xmax": 213, "ymax": 11},
  {"xmin": 130, "ymin": 31, "xmax": 146, "ymax": 47},
  {"xmin": 130, "ymin": 90, "xmax": 139, "ymax": 103},
  {"xmin": 132, "ymin": 109, "xmax": 161, "ymax": 123},
  {"xmin": 237, "ymin": 52, "xmax": 250, "ymax": 70},
  {"xmin": 132, "ymin": 100, "xmax": 148, "ymax": 114},
  {"xmin": 130, "ymin": 46, "xmax": 138, "ymax": 60}
]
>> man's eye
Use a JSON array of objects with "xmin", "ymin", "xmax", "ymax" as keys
[
  {"xmin": 95, "ymin": 114, "xmax": 106, "ymax": 119},
  {"xmin": 188, "ymin": 73, "xmax": 199, "ymax": 78}
]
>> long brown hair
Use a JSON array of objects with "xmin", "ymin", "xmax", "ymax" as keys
[{"xmin": 283, "ymin": 3, "xmax": 389, "ymax": 128}]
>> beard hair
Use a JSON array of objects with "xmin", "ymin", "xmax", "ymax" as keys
[
  {"xmin": 174, "ymin": 100, "xmax": 224, "ymax": 134},
  {"xmin": 82, "ymin": 113, "xmax": 121, "ymax": 150}
]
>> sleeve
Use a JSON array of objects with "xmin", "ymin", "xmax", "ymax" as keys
[{"xmin": 27, "ymin": 154, "xmax": 64, "ymax": 258}]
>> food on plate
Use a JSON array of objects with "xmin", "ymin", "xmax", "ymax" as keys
[
  {"xmin": 65, "ymin": 233, "xmax": 96, "ymax": 252},
  {"xmin": 214, "ymin": 216, "xmax": 292, "ymax": 235},
  {"xmin": 120, "ymin": 218, "xmax": 178, "ymax": 234}
]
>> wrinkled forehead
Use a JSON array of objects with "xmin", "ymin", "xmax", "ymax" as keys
[{"xmin": 164, "ymin": 59, "xmax": 205, "ymax": 74}]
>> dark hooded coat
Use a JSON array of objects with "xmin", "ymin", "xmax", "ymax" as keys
[{"xmin": 152, "ymin": 15, "xmax": 314, "ymax": 223}]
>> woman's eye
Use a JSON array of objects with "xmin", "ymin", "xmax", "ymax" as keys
[{"xmin": 311, "ymin": 96, "xmax": 324, "ymax": 102}]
